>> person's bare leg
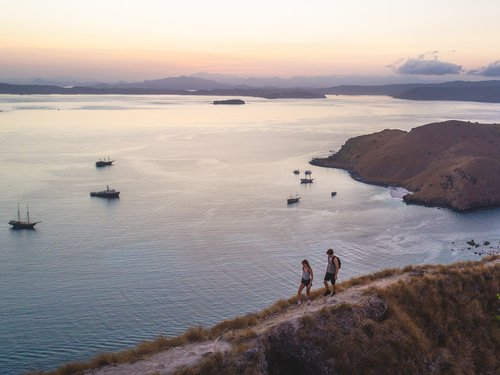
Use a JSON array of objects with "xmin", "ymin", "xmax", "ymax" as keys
[{"xmin": 297, "ymin": 283, "xmax": 305, "ymax": 304}]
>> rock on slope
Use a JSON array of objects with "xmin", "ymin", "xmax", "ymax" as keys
[{"xmin": 311, "ymin": 120, "xmax": 500, "ymax": 211}]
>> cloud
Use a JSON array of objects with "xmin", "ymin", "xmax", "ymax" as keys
[
  {"xmin": 468, "ymin": 61, "xmax": 500, "ymax": 76},
  {"xmin": 390, "ymin": 53, "xmax": 463, "ymax": 75}
]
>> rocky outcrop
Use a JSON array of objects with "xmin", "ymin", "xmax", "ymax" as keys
[
  {"xmin": 312, "ymin": 120, "xmax": 500, "ymax": 211},
  {"xmin": 213, "ymin": 99, "xmax": 245, "ymax": 105},
  {"xmin": 262, "ymin": 297, "xmax": 387, "ymax": 375}
]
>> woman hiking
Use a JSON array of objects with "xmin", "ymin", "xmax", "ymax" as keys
[{"xmin": 297, "ymin": 259, "xmax": 313, "ymax": 305}]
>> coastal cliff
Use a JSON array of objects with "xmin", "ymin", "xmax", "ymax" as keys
[
  {"xmin": 38, "ymin": 257, "xmax": 499, "ymax": 375},
  {"xmin": 311, "ymin": 120, "xmax": 500, "ymax": 211}
]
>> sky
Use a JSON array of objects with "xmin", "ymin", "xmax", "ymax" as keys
[{"xmin": 1, "ymin": 0, "xmax": 500, "ymax": 82}]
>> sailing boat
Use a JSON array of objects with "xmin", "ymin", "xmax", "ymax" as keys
[
  {"xmin": 95, "ymin": 156, "xmax": 114, "ymax": 167},
  {"xmin": 300, "ymin": 171, "xmax": 314, "ymax": 183},
  {"xmin": 9, "ymin": 203, "xmax": 40, "ymax": 229}
]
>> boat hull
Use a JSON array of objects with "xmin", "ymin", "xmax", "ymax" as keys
[
  {"xmin": 95, "ymin": 161, "xmax": 114, "ymax": 167},
  {"xmin": 9, "ymin": 220, "xmax": 38, "ymax": 229},
  {"xmin": 90, "ymin": 191, "xmax": 120, "ymax": 198}
]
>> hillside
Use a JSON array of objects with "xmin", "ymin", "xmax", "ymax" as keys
[
  {"xmin": 0, "ymin": 82, "xmax": 325, "ymax": 99},
  {"xmin": 36, "ymin": 257, "xmax": 499, "ymax": 375},
  {"xmin": 311, "ymin": 120, "xmax": 500, "ymax": 211},
  {"xmin": 322, "ymin": 80, "xmax": 500, "ymax": 103}
]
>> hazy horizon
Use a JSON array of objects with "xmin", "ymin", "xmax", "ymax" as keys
[{"xmin": 2, "ymin": 0, "xmax": 500, "ymax": 83}]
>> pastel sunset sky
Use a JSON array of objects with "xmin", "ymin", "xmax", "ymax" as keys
[{"xmin": 1, "ymin": 0, "xmax": 500, "ymax": 81}]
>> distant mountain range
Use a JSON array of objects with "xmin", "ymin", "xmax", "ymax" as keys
[
  {"xmin": 1, "ymin": 76, "xmax": 500, "ymax": 102},
  {"xmin": 322, "ymin": 80, "xmax": 500, "ymax": 103}
]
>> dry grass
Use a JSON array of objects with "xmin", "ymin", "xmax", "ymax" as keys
[
  {"xmin": 262, "ymin": 258, "xmax": 500, "ymax": 375},
  {"xmin": 33, "ymin": 256, "xmax": 499, "ymax": 375},
  {"xmin": 179, "ymin": 257, "xmax": 500, "ymax": 375}
]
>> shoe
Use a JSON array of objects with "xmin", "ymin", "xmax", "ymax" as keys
[
  {"xmin": 297, "ymin": 300, "xmax": 302, "ymax": 306},
  {"xmin": 307, "ymin": 300, "xmax": 311, "ymax": 306},
  {"xmin": 331, "ymin": 291, "xmax": 336, "ymax": 296},
  {"xmin": 323, "ymin": 290, "xmax": 331, "ymax": 296}
]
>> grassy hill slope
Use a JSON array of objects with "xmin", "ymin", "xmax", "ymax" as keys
[{"xmin": 35, "ymin": 257, "xmax": 499, "ymax": 375}]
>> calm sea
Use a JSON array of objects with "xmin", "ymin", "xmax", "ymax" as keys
[{"xmin": 1, "ymin": 94, "xmax": 499, "ymax": 374}]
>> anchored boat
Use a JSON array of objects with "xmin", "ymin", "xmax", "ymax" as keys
[
  {"xmin": 9, "ymin": 204, "xmax": 40, "ymax": 229},
  {"xmin": 90, "ymin": 185, "xmax": 120, "ymax": 198},
  {"xmin": 95, "ymin": 156, "xmax": 114, "ymax": 167},
  {"xmin": 300, "ymin": 171, "xmax": 314, "ymax": 183},
  {"xmin": 287, "ymin": 194, "xmax": 301, "ymax": 204}
]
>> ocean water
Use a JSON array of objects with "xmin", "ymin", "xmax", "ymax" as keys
[{"xmin": 1, "ymin": 94, "xmax": 499, "ymax": 374}]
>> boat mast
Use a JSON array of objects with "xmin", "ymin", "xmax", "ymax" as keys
[
  {"xmin": 27, "ymin": 204, "xmax": 30, "ymax": 223},
  {"xmin": 17, "ymin": 203, "xmax": 21, "ymax": 221}
]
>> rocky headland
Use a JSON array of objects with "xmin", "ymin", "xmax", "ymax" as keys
[
  {"xmin": 38, "ymin": 257, "xmax": 499, "ymax": 375},
  {"xmin": 311, "ymin": 120, "xmax": 500, "ymax": 211}
]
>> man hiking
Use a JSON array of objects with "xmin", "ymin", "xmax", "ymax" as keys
[{"xmin": 323, "ymin": 248, "xmax": 340, "ymax": 296}]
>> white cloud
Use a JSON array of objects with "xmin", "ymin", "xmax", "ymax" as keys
[
  {"xmin": 390, "ymin": 52, "xmax": 463, "ymax": 75},
  {"xmin": 468, "ymin": 61, "xmax": 500, "ymax": 77}
]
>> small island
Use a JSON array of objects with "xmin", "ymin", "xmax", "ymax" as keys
[
  {"xmin": 212, "ymin": 99, "xmax": 245, "ymax": 105},
  {"xmin": 311, "ymin": 120, "xmax": 500, "ymax": 211}
]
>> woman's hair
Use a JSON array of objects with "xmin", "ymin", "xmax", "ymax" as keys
[
  {"xmin": 302, "ymin": 259, "xmax": 311, "ymax": 269},
  {"xmin": 326, "ymin": 249, "xmax": 334, "ymax": 255}
]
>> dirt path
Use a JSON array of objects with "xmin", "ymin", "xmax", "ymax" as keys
[
  {"xmin": 86, "ymin": 259, "xmax": 498, "ymax": 375},
  {"xmin": 86, "ymin": 272, "xmax": 412, "ymax": 375}
]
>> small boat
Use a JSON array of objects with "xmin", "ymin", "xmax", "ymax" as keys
[
  {"xmin": 300, "ymin": 171, "xmax": 313, "ymax": 183},
  {"xmin": 95, "ymin": 156, "xmax": 114, "ymax": 167},
  {"xmin": 90, "ymin": 185, "xmax": 120, "ymax": 198},
  {"xmin": 287, "ymin": 194, "xmax": 301, "ymax": 204},
  {"xmin": 331, "ymin": 191, "xmax": 337, "ymax": 197},
  {"xmin": 9, "ymin": 203, "xmax": 40, "ymax": 230},
  {"xmin": 300, "ymin": 178, "xmax": 314, "ymax": 184},
  {"xmin": 293, "ymin": 170, "xmax": 300, "ymax": 174}
]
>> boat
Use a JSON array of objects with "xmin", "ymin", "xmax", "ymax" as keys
[
  {"xmin": 9, "ymin": 203, "xmax": 40, "ymax": 229},
  {"xmin": 293, "ymin": 170, "xmax": 300, "ymax": 174},
  {"xmin": 95, "ymin": 156, "xmax": 114, "ymax": 167},
  {"xmin": 90, "ymin": 185, "xmax": 120, "ymax": 198},
  {"xmin": 300, "ymin": 171, "xmax": 314, "ymax": 183},
  {"xmin": 331, "ymin": 191, "xmax": 337, "ymax": 197},
  {"xmin": 287, "ymin": 194, "xmax": 301, "ymax": 204}
]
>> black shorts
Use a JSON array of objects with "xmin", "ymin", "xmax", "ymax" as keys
[
  {"xmin": 301, "ymin": 279, "xmax": 311, "ymax": 286},
  {"xmin": 324, "ymin": 272, "xmax": 336, "ymax": 284}
]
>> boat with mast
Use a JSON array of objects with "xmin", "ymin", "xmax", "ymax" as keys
[
  {"xmin": 300, "ymin": 171, "xmax": 314, "ymax": 183},
  {"xmin": 9, "ymin": 203, "xmax": 40, "ymax": 229},
  {"xmin": 95, "ymin": 156, "xmax": 114, "ymax": 167},
  {"xmin": 287, "ymin": 194, "xmax": 301, "ymax": 204}
]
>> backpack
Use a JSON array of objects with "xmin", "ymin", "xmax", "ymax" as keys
[{"xmin": 333, "ymin": 255, "xmax": 341, "ymax": 269}]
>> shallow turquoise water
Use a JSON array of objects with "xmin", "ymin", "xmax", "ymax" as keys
[{"xmin": 0, "ymin": 94, "xmax": 499, "ymax": 374}]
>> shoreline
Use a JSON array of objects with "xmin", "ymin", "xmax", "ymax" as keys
[
  {"xmin": 310, "ymin": 120, "xmax": 500, "ymax": 212},
  {"xmin": 310, "ymin": 157, "xmax": 500, "ymax": 213}
]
